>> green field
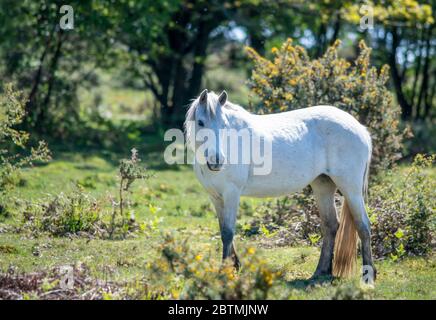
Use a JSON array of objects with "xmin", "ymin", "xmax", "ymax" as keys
[{"xmin": 1, "ymin": 142, "xmax": 435, "ymax": 300}]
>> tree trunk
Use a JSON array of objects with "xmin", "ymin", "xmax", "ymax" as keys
[
  {"xmin": 411, "ymin": 30, "xmax": 424, "ymax": 117},
  {"xmin": 388, "ymin": 28, "xmax": 412, "ymax": 120},
  {"xmin": 181, "ymin": 20, "xmax": 211, "ymax": 125},
  {"xmin": 25, "ymin": 27, "xmax": 55, "ymax": 125},
  {"xmin": 315, "ymin": 23, "xmax": 327, "ymax": 57},
  {"xmin": 156, "ymin": 57, "xmax": 175, "ymax": 128},
  {"xmin": 38, "ymin": 29, "xmax": 63, "ymax": 132},
  {"xmin": 416, "ymin": 26, "xmax": 432, "ymax": 119},
  {"xmin": 330, "ymin": 14, "xmax": 341, "ymax": 45}
]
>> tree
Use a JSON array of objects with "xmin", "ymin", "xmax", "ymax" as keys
[
  {"xmin": 111, "ymin": 0, "xmax": 281, "ymax": 128},
  {"xmin": 0, "ymin": 0, "xmax": 115, "ymax": 134},
  {"xmin": 240, "ymin": 0, "xmax": 435, "ymax": 121},
  {"xmin": 108, "ymin": 0, "xmax": 228, "ymax": 127},
  {"xmin": 341, "ymin": 0, "xmax": 435, "ymax": 120}
]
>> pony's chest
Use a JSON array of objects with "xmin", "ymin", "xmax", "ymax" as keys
[
  {"xmin": 193, "ymin": 164, "xmax": 248, "ymax": 195},
  {"xmin": 193, "ymin": 165, "xmax": 225, "ymax": 195}
]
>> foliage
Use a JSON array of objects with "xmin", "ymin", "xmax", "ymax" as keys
[
  {"xmin": 17, "ymin": 149, "xmax": 150, "ymax": 240},
  {"xmin": 20, "ymin": 188, "xmax": 106, "ymax": 238},
  {"xmin": 148, "ymin": 232, "xmax": 288, "ymax": 299},
  {"xmin": 247, "ymin": 39, "xmax": 404, "ymax": 173},
  {"xmin": 119, "ymin": 148, "xmax": 150, "ymax": 193},
  {"xmin": 17, "ymin": 186, "xmax": 143, "ymax": 240},
  {"xmin": 0, "ymin": 83, "xmax": 50, "ymax": 198},
  {"xmin": 330, "ymin": 281, "xmax": 373, "ymax": 300},
  {"xmin": 0, "ymin": 264, "xmax": 151, "ymax": 300},
  {"xmin": 109, "ymin": 148, "xmax": 150, "ymax": 239},
  {"xmin": 257, "ymin": 1, "xmax": 435, "ymax": 121},
  {"xmin": 404, "ymin": 119, "xmax": 436, "ymax": 160},
  {"xmin": 370, "ymin": 154, "xmax": 435, "ymax": 259},
  {"xmin": 0, "ymin": 1, "xmax": 120, "ymax": 134},
  {"xmin": 244, "ymin": 155, "xmax": 434, "ymax": 260},
  {"xmin": 109, "ymin": 0, "xmax": 269, "ymax": 127},
  {"xmin": 0, "ymin": 146, "xmax": 435, "ymax": 299},
  {"xmin": 0, "ymin": 0, "xmax": 434, "ymax": 136},
  {"xmin": 342, "ymin": 0, "xmax": 434, "ymax": 27},
  {"xmin": 241, "ymin": 188, "xmax": 322, "ymax": 247}
]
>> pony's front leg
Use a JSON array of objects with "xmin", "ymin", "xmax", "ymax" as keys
[
  {"xmin": 210, "ymin": 193, "xmax": 241, "ymax": 269},
  {"xmin": 219, "ymin": 188, "xmax": 241, "ymax": 268}
]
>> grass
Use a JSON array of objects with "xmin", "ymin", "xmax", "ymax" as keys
[{"xmin": 1, "ymin": 140, "xmax": 435, "ymax": 299}]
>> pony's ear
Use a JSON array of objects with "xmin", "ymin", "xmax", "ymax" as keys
[
  {"xmin": 199, "ymin": 89, "xmax": 208, "ymax": 105},
  {"xmin": 218, "ymin": 90, "xmax": 227, "ymax": 106}
]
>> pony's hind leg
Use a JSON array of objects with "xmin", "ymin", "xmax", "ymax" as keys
[
  {"xmin": 310, "ymin": 175, "xmax": 339, "ymax": 277},
  {"xmin": 333, "ymin": 168, "xmax": 375, "ymax": 281}
]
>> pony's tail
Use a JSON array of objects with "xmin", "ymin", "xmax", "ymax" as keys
[{"xmin": 333, "ymin": 200, "xmax": 358, "ymax": 277}]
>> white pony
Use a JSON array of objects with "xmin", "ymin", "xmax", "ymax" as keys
[{"xmin": 185, "ymin": 89, "xmax": 375, "ymax": 280}]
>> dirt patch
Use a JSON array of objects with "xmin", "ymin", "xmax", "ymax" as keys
[{"xmin": 0, "ymin": 265, "xmax": 149, "ymax": 300}]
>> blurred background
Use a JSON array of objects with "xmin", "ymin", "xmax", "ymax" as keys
[{"xmin": 0, "ymin": 0, "xmax": 434, "ymax": 157}]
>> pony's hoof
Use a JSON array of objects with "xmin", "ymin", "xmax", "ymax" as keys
[
  {"xmin": 361, "ymin": 265, "xmax": 377, "ymax": 285},
  {"xmin": 233, "ymin": 258, "xmax": 241, "ymax": 271}
]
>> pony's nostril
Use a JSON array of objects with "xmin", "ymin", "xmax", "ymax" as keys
[{"xmin": 206, "ymin": 153, "xmax": 224, "ymax": 170}]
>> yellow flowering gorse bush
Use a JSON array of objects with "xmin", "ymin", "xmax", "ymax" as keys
[
  {"xmin": 148, "ymin": 232, "xmax": 286, "ymax": 300},
  {"xmin": 342, "ymin": 0, "xmax": 434, "ymax": 27}
]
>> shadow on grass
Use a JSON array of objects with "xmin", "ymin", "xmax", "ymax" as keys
[
  {"xmin": 32, "ymin": 120, "xmax": 188, "ymax": 172},
  {"xmin": 286, "ymin": 276, "xmax": 334, "ymax": 291},
  {"xmin": 20, "ymin": 116, "xmax": 198, "ymax": 178}
]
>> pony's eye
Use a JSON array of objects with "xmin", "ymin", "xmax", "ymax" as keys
[{"xmin": 198, "ymin": 120, "xmax": 204, "ymax": 127}]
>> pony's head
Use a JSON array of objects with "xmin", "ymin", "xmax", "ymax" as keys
[{"xmin": 184, "ymin": 89, "xmax": 229, "ymax": 172}]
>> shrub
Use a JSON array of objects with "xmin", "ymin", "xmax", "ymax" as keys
[
  {"xmin": 370, "ymin": 154, "xmax": 435, "ymax": 259},
  {"xmin": 0, "ymin": 83, "xmax": 50, "ymax": 192},
  {"xmin": 109, "ymin": 148, "xmax": 150, "ymax": 239},
  {"xmin": 246, "ymin": 39, "xmax": 404, "ymax": 174},
  {"xmin": 20, "ymin": 188, "xmax": 107, "ymax": 238},
  {"xmin": 18, "ymin": 149, "xmax": 150, "ymax": 240},
  {"xmin": 330, "ymin": 282, "xmax": 373, "ymax": 300},
  {"xmin": 241, "ymin": 188, "xmax": 322, "ymax": 247},
  {"xmin": 148, "ymin": 232, "xmax": 288, "ymax": 300},
  {"xmin": 19, "ymin": 186, "xmax": 143, "ymax": 239},
  {"xmin": 245, "ymin": 154, "xmax": 434, "ymax": 260},
  {"xmin": 0, "ymin": 264, "xmax": 152, "ymax": 300}
]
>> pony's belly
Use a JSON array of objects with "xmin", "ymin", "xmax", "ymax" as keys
[
  {"xmin": 241, "ymin": 172, "xmax": 312, "ymax": 198},
  {"xmin": 240, "ymin": 146, "xmax": 320, "ymax": 198},
  {"xmin": 241, "ymin": 186, "xmax": 302, "ymax": 198}
]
